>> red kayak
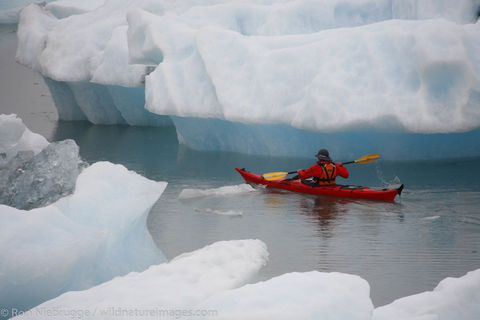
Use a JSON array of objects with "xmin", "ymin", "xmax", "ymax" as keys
[{"xmin": 236, "ymin": 168, "xmax": 403, "ymax": 201}]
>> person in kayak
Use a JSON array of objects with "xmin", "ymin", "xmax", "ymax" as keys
[{"xmin": 295, "ymin": 149, "xmax": 349, "ymax": 185}]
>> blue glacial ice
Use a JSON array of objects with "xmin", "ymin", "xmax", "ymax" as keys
[{"xmin": 11, "ymin": 0, "xmax": 480, "ymax": 159}]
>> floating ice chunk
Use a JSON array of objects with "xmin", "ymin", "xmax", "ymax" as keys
[
  {"xmin": 200, "ymin": 271, "xmax": 373, "ymax": 320},
  {"xmin": 373, "ymin": 269, "xmax": 480, "ymax": 320},
  {"xmin": 197, "ymin": 208, "xmax": 244, "ymax": 216},
  {"xmin": 15, "ymin": 240, "xmax": 268, "ymax": 319},
  {"xmin": 0, "ymin": 114, "xmax": 48, "ymax": 165},
  {"xmin": 0, "ymin": 162, "xmax": 167, "ymax": 313},
  {"xmin": 421, "ymin": 215, "xmax": 441, "ymax": 221},
  {"xmin": 178, "ymin": 184, "xmax": 256, "ymax": 200},
  {"xmin": 0, "ymin": 139, "xmax": 84, "ymax": 210}
]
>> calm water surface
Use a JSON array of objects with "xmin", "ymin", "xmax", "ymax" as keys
[{"xmin": 51, "ymin": 122, "xmax": 480, "ymax": 307}]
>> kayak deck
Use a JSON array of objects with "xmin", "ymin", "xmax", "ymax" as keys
[{"xmin": 235, "ymin": 168, "xmax": 403, "ymax": 201}]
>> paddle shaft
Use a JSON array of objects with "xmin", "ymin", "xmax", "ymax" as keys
[
  {"xmin": 262, "ymin": 154, "xmax": 380, "ymax": 181},
  {"xmin": 288, "ymin": 161, "xmax": 350, "ymax": 175}
]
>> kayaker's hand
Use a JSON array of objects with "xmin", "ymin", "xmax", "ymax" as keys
[{"xmin": 336, "ymin": 162, "xmax": 343, "ymax": 166}]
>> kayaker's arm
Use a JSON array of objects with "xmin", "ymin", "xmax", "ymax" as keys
[
  {"xmin": 335, "ymin": 163, "xmax": 349, "ymax": 178},
  {"xmin": 297, "ymin": 167, "xmax": 315, "ymax": 180}
]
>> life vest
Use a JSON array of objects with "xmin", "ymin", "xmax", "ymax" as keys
[{"xmin": 313, "ymin": 162, "xmax": 337, "ymax": 185}]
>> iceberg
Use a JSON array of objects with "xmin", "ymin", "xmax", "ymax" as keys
[
  {"xmin": 0, "ymin": 161, "xmax": 168, "ymax": 314},
  {"xmin": 12, "ymin": 240, "xmax": 268, "ymax": 319},
  {"xmin": 12, "ymin": 0, "xmax": 480, "ymax": 159},
  {"xmin": 373, "ymin": 269, "xmax": 480, "ymax": 320},
  {"xmin": 12, "ymin": 241, "xmax": 480, "ymax": 320},
  {"xmin": 199, "ymin": 271, "xmax": 373, "ymax": 320}
]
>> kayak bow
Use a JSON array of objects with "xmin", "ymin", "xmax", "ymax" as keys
[{"xmin": 236, "ymin": 168, "xmax": 403, "ymax": 201}]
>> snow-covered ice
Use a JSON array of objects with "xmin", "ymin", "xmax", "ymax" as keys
[
  {"xmin": 12, "ymin": 245, "xmax": 480, "ymax": 320},
  {"xmin": 373, "ymin": 269, "xmax": 480, "ymax": 320},
  {"xmin": 0, "ymin": 161, "xmax": 167, "ymax": 313},
  {"xmin": 13, "ymin": 240, "xmax": 269, "ymax": 320},
  {"xmin": 138, "ymin": 7, "xmax": 480, "ymax": 133},
  {"xmin": 8, "ymin": 0, "xmax": 480, "ymax": 159},
  {"xmin": 198, "ymin": 271, "xmax": 374, "ymax": 320}
]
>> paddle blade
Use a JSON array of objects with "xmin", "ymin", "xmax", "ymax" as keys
[
  {"xmin": 262, "ymin": 171, "xmax": 289, "ymax": 181},
  {"xmin": 354, "ymin": 153, "xmax": 380, "ymax": 164}
]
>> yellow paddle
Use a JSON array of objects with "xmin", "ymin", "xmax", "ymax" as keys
[
  {"xmin": 341, "ymin": 153, "xmax": 380, "ymax": 165},
  {"xmin": 261, "ymin": 153, "xmax": 380, "ymax": 181}
]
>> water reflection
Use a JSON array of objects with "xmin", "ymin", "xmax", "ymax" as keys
[{"xmin": 298, "ymin": 196, "xmax": 349, "ymax": 238}]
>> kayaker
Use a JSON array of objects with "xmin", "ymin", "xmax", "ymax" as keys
[{"xmin": 294, "ymin": 149, "xmax": 349, "ymax": 185}]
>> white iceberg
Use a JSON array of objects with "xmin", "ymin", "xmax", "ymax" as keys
[
  {"xmin": 13, "ymin": 243, "xmax": 480, "ymax": 320},
  {"xmin": 12, "ymin": 0, "xmax": 480, "ymax": 158},
  {"xmin": 373, "ymin": 269, "xmax": 480, "ymax": 320},
  {"xmin": 13, "ymin": 239, "xmax": 268, "ymax": 319},
  {"xmin": 0, "ymin": 161, "xmax": 167, "ymax": 313},
  {"xmin": 199, "ymin": 271, "xmax": 374, "ymax": 320}
]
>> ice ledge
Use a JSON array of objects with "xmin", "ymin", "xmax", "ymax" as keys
[{"xmin": 171, "ymin": 116, "xmax": 480, "ymax": 160}]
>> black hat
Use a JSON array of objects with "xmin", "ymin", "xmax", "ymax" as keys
[{"xmin": 316, "ymin": 149, "xmax": 332, "ymax": 161}]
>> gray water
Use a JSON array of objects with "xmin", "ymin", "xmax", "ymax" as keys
[
  {"xmin": 2, "ymin": 23, "xmax": 480, "ymax": 308},
  {"xmin": 51, "ymin": 122, "xmax": 480, "ymax": 307}
]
